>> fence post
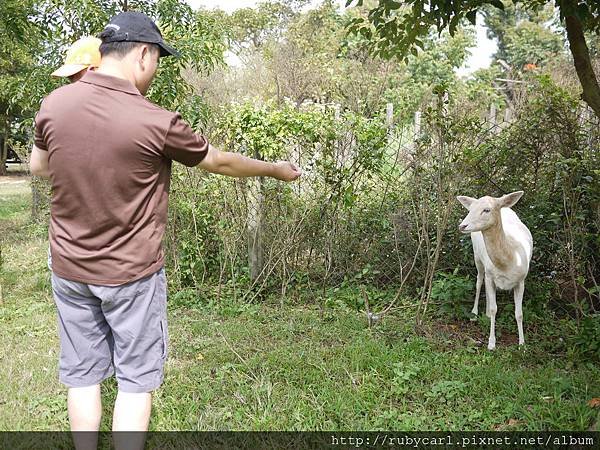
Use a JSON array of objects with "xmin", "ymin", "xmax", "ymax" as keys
[
  {"xmin": 245, "ymin": 144, "xmax": 264, "ymax": 281},
  {"xmin": 489, "ymin": 103, "xmax": 497, "ymax": 126},
  {"xmin": 386, "ymin": 102, "xmax": 394, "ymax": 133},
  {"xmin": 333, "ymin": 103, "xmax": 345, "ymax": 167},
  {"xmin": 413, "ymin": 110, "xmax": 422, "ymax": 154},
  {"xmin": 414, "ymin": 111, "xmax": 421, "ymax": 139},
  {"xmin": 503, "ymin": 106, "xmax": 513, "ymax": 123}
]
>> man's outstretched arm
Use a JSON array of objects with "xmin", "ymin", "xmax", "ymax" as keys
[
  {"xmin": 30, "ymin": 144, "xmax": 50, "ymax": 178},
  {"xmin": 198, "ymin": 144, "xmax": 301, "ymax": 182}
]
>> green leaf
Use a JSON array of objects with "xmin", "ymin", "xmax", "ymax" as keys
[
  {"xmin": 576, "ymin": 3, "xmax": 590, "ymax": 21},
  {"xmin": 448, "ymin": 14, "xmax": 459, "ymax": 35},
  {"xmin": 466, "ymin": 10, "xmax": 477, "ymax": 26},
  {"xmin": 489, "ymin": 0, "xmax": 505, "ymax": 10}
]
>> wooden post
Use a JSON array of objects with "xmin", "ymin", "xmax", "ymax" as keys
[
  {"xmin": 386, "ymin": 102, "xmax": 395, "ymax": 160},
  {"xmin": 489, "ymin": 103, "xmax": 497, "ymax": 126},
  {"xmin": 407, "ymin": 110, "xmax": 421, "ymax": 166},
  {"xmin": 246, "ymin": 145, "xmax": 264, "ymax": 281},
  {"xmin": 414, "ymin": 111, "xmax": 421, "ymax": 140},
  {"xmin": 386, "ymin": 102, "xmax": 394, "ymax": 133},
  {"xmin": 413, "ymin": 110, "xmax": 422, "ymax": 153},
  {"xmin": 333, "ymin": 103, "xmax": 344, "ymax": 167},
  {"xmin": 504, "ymin": 106, "xmax": 513, "ymax": 123}
]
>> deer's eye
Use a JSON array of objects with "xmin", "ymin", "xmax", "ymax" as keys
[{"xmin": 482, "ymin": 208, "xmax": 491, "ymax": 214}]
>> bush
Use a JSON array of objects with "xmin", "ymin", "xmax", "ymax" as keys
[
  {"xmin": 571, "ymin": 314, "xmax": 600, "ymax": 362},
  {"xmin": 430, "ymin": 269, "xmax": 474, "ymax": 320},
  {"xmin": 166, "ymin": 77, "xmax": 599, "ymax": 321}
]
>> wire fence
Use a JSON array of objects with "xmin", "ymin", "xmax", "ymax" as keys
[
  {"xmin": 166, "ymin": 92, "xmax": 599, "ymax": 317},
  {"xmin": 23, "ymin": 90, "xmax": 599, "ymax": 314},
  {"xmin": 168, "ymin": 99, "xmax": 517, "ymax": 300}
]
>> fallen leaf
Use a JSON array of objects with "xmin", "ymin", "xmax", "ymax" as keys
[
  {"xmin": 196, "ymin": 352, "xmax": 204, "ymax": 361},
  {"xmin": 492, "ymin": 418, "xmax": 523, "ymax": 431},
  {"xmin": 588, "ymin": 398, "xmax": 600, "ymax": 408}
]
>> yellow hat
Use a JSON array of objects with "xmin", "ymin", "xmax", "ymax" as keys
[{"xmin": 51, "ymin": 36, "xmax": 102, "ymax": 78}]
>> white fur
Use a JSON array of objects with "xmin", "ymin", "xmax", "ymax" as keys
[
  {"xmin": 471, "ymin": 208, "xmax": 532, "ymax": 291},
  {"xmin": 458, "ymin": 194, "xmax": 533, "ymax": 350}
]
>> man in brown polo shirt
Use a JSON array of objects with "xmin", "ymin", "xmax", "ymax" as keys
[{"xmin": 30, "ymin": 11, "xmax": 300, "ymax": 436}]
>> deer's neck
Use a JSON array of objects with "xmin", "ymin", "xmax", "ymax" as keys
[{"xmin": 481, "ymin": 218, "xmax": 515, "ymax": 271}]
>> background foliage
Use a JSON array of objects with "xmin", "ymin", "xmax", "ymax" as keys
[{"xmin": 1, "ymin": 0, "xmax": 598, "ymax": 361}]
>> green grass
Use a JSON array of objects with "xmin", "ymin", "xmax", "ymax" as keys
[{"xmin": 0, "ymin": 178, "xmax": 598, "ymax": 431}]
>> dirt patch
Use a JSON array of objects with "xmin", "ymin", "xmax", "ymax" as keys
[
  {"xmin": 424, "ymin": 318, "xmax": 520, "ymax": 349},
  {"xmin": 0, "ymin": 175, "xmax": 30, "ymax": 184},
  {"xmin": 0, "ymin": 176, "xmax": 31, "ymax": 197}
]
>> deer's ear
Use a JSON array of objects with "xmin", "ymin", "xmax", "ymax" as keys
[
  {"xmin": 457, "ymin": 196, "xmax": 476, "ymax": 210},
  {"xmin": 500, "ymin": 191, "xmax": 524, "ymax": 208}
]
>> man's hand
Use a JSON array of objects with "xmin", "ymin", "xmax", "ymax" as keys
[{"xmin": 272, "ymin": 161, "xmax": 302, "ymax": 182}]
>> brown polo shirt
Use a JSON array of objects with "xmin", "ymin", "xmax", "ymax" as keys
[{"xmin": 34, "ymin": 71, "xmax": 209, "ymax": 285}]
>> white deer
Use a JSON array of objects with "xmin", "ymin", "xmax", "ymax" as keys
[{"xmin": 457, "ymin": 191, "xmax": 533, "ymax": 350}]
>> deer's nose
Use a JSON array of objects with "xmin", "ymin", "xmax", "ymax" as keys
[{"xmin": 459, "ymin": 223, "xmax": 468, "ymax": 231}]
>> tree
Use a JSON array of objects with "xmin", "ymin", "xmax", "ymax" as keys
[
  {"xmin": 1, "ymin": 0, "xmax": 226, "ymax": 141},
  {"xmin": 0, "ymin": 0, "xmax": 226, "ymax": 216},
  {"xmin": 192, "ymin": 0, "xmax": 476, "ymax": 124},
  {"xmin": 346, "ymin": 0, "xmax": 600, "ymax": 119},
  {"xmin": 268, "ymin": 0, "xmax": 346, "ymax": 106},
  {"xmin": 222, "ymin": 1, "xmax": 309, "ymax": 62},
  {"xmin": 482, "ymin": 2, "xmax": 565, "ymax": 69},
  {"xmin": 0, "ymin": 0, "xmax": 42, "ymax": 174}
]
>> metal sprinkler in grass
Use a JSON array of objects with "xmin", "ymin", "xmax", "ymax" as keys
[{"xmin": 362, "ymin": 286, "xmax": 403, "ymax": 328}]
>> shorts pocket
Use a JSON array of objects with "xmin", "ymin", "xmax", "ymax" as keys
[{"xmin": 159, "ymin": 319, "xmax": 168, "ymax": 359}]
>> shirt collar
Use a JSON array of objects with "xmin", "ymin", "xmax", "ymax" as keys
[{"xmin": 79, "ymin": 71, "xmax": 141, "ymax": 95}]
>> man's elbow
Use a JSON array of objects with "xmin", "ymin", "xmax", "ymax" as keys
[
  {"xmin": 30, "ymin": 162, "xmax": 49, "ymax": 178},
  {"xmin": 198, "ymin": 146, "xmax": 228, "ymax": 174}
]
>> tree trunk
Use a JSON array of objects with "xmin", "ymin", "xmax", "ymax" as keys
[
  {"xmin": 564, "ymin": 13, "xmax": 600, "ymax": 120},
  {"xmin": 0, "ymin": 118, "xmax": 8, "ymax": 176}
]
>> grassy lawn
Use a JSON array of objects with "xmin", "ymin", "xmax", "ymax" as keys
[{"xmin": 0, "ymin": 178, "xmax": 598, "ymax": 431}]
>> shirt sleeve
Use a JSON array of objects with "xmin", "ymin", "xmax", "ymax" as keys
[
  {"xmin": 163, "ymin": 113, "xmax": 209, "ymax": 167},
  {"xmin": 34, "ymin": 102, "xmax": 49, "ymax": 151}
]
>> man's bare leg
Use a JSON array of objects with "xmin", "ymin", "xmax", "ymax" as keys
[
  {"xmin": 68, "ymin": 384, "xmax": 101, "ymax": 450},
  {"xmin": 112, "ymin": 391, "xmax": 151, "ymax": 430},
  {"xmin": 112, "ymin": 391, "xmax": 152, "ymax": 450}
]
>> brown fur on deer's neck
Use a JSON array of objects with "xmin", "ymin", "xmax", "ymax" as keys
[{"xmin": 481, "ymin": 212, "xmax": 515, "ymax": 271}]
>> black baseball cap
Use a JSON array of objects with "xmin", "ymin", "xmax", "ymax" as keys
[{"xmin": 101, "ymin": 11, "xmax": 179, "ymax": 57}]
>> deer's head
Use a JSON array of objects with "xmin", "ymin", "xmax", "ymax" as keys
[{"xmin": 457, "ymin": 191, "xmax": 524, "ymax": 233}]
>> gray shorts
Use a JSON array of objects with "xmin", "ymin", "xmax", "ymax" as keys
[{"xmin": 51, "ymin": 268, "xmax": 168, "ymax": 393}]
